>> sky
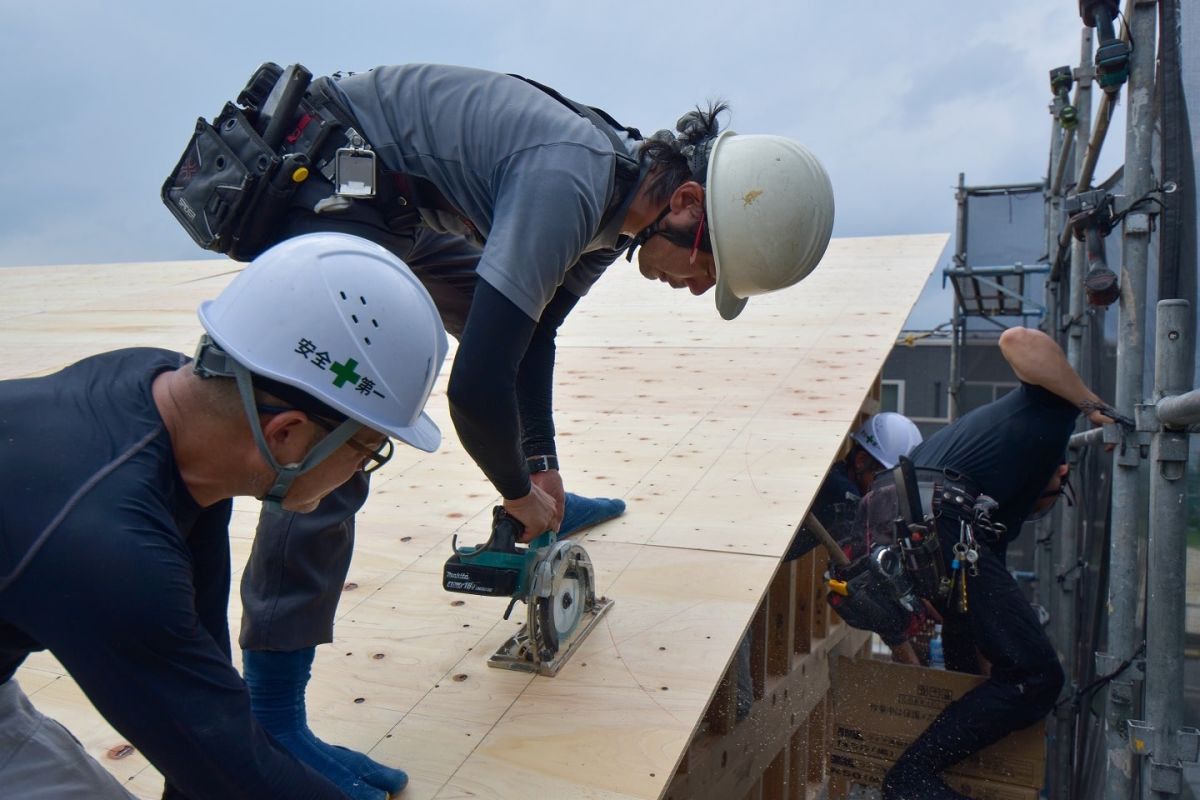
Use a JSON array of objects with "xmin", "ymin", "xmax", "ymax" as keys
[{"xmin": 0, "ymin": 0, "xmax": 1127, "ymax": 293}]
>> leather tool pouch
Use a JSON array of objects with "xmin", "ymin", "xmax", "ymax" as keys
[
  {"xmin": 162, "ymin": 63, "xmax": 336, "ymax": 261},
  {"xmin": 162, "ymin": 103, "xmax": 280, "ymax": 260}
]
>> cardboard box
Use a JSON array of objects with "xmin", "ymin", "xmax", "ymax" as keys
[
  {"xmin": 828, "ymin": 751, "xmax": 1040, "ymax": 800},
  {"xmin": 831, "ymin": 656, "xmax": 1046, "ymax": 790}
]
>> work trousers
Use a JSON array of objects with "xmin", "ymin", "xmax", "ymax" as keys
[
  {"xmin": 889, "ymin": 523, "xmax": 1064, "ymax": 782},
  {"xmin": 240, "ymin": 199, "xmax": 482, "ymax": 652},
  {"xmin": 0, "ymin": 679, "xmax": 136, "ymax": 800}
]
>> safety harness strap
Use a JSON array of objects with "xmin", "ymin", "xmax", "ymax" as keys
[{"xmin": 508, "ymin": 74, "xmax": 643, "ymax": 235}]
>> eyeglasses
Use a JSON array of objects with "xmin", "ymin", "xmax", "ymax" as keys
[
  {"xmin": 625, "ymin": 206, "xmax": 713, "ymax": 266},
  {"xmin": 308, "ymin": 415, "xmax": 394, "ymax": 474},
  {"xmin": 257, "ymin": 404, "xmax": 394, "ymax": 474}
]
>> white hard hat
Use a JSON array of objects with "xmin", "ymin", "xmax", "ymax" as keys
[
  {"xmin": 198, "ymin": 232, "xmax": 449, "ymax": 452},
  {"xmin": 705, "ymin": 132, "xmax": 835, "ymax": 320},
  {"xmin": 850, "ymin": 412, "xmax": 923, "ymax": 470}
]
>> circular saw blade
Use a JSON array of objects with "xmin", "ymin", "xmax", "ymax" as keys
[{"xmin": 530, "ymin": 544, "xmax": 590, "ymax": 662}]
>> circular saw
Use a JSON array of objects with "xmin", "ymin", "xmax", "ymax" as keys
[{"xmin": 442, "ymin": 507, "xmax": 613, "ymax": 676}]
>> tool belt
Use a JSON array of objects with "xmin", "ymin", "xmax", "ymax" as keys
[
  {"xmin": 873, "ymin": 465, "xmax": 1001, "ymax": 542},
  {"xmin": 916, "ymin": 467, "xmax": 1007, "ymax": 545},
  {"xmin": 162, "ymin": 63, "xmax": 371, "ymax": 261},
  {"xmin": 163, "ymin": 64, "xmax": 643, "ymax": 263},
  {"xmin": 866, "ymin": 460, "xmax": 1004, "ymax": 604}
]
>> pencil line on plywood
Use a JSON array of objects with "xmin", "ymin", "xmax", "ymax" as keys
[
  {"xmin": 429, "ymin": 656, "xmax": 535, "ymax": 798},
  {"xmin": 599, "ymin": 615, "xmax": 689, "ymax": 727}
]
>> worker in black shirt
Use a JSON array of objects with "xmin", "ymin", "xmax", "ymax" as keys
[
  {"xmin": 849, "ymin": 327, "xmax": 1114, "ymax": 800},
  {"xmin": 0, "ymin": 233, "xmax": 448, "ymax": 799}
]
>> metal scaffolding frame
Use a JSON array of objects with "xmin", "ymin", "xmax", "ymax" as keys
[
  {"xmin": 945, "ymin": 178, "xmax": 1050, "ymax": 420},
  {"xmin": 1037, "ymin": 1, "xmax": 1200, "ymax": 798}
]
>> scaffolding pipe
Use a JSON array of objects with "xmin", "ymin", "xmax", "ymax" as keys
[
  {"xmin": 1066, "ymin": 25, "xmax": 1093, "ymax": 379},
  {"xmin": 1069, "ymin": 427, "xmax": 1106, "ymax": 449},
  {"xmin": 1143, "ymin": 300, "xmax": 1196, "ymax": 798},
  {"xmin": 1078, "ymin": 93, "xmax": 1114, "ymax": 192},
  {"xmin": 945, "ymin": 264, "xmax": 1052, "ymax": 278},
  {"xmin": 1052, "ymin": 124, "xmax": 1077, "ymax": 200},
  {"xmin": 1038, "ymin": 104, "xmax": 1064, "ymax": 714},
  {"xmin": 950, "ymin": 173, "xmax": 967, "ymax": 421},
  {"xmin": 1101, "ymin": 3, "xmax": 1157, "ymax": 798},
  {"xmin": 1054, "ymin": 445, "xmax": 1085, "ymax": 800},
  {"xmin": 1051, "ymin": 0, "xmax": 1138, "ymax": 285},
  {"xmin": 962, "ymin": 181, "xmax": 1047, "ymax": 194},
  {"xmin": 1052, "ymin": 27, "xmax": 1094, "ymax": 800},
  {"xmin": 1045, "ymin": 66, "xmax": 1070, "ymax": 340},
  {"xmin": 1157, "ymin": 389, "xmax": 1200, "ymax": 427}
]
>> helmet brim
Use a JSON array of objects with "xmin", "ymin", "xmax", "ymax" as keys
[
  {"xmin": 394, "ymin": 411, "xmax": 442, "ymax": 453},
  {"xmin": 714, "ymin": 280, "xmax": 748, "ymax": 320}
]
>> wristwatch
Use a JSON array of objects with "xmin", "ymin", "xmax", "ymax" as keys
[{"xmin": 526, "ymin": 455, "xmax": 559, "ymax": 474}]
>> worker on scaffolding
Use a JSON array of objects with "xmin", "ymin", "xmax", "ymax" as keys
[
  {"xmin": 831, "ymin": 327, "xmax": 1114, "ymax": 800},
  {"xmin": 735, "ymin": 413, "xmax": 922, "ymax": 717},
  {"xmin": 0, "ymin": 234, "xmax": 449, "ymax": 799},
  {"xmin": 165, "ymin": 63, "xmax": 836, "ymax": 795}
]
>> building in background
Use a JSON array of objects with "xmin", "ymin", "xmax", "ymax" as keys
[{"xmin": 878, "ymin": 177, "xmax": 1118, "ymax": 439}]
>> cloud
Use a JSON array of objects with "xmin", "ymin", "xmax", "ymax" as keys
[{"xmin": 0, "ymin": 0, "xmax": 1123, "ymax": 267}]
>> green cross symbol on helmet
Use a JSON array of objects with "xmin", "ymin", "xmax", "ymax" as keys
[{"xmin": 329, "ymin": 358, "xmax": 361, "ymax": 389}]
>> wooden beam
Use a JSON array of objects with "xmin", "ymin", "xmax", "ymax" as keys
[
  {"xmin": 666, "ymin": 628, "xmax": 870, "ymax": 800},
  {"xmin": 768, "ymin": 561, "xmax": 797, "ymax": 677}
]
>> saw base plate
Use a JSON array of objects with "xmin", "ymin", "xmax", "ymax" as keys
[{"xmin": 488, "ymin": 597, "xmax": 614, "ymax": 676}]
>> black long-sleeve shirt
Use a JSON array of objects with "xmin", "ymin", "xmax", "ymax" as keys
[
  {"xmin": 0, "ymin": 348, "xmax": 349, "ymax": 800},
  {"xmin": 448, "ymin": 281, "xmax": 579, "ymax": 498}
]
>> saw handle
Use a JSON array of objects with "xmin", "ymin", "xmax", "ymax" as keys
[{"xmin": 488, "ymin": 507, "xmax": 523, "ymax": 554}]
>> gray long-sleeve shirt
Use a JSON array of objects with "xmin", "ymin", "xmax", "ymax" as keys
[{"xmin": 328, "ymin": 63, "xmax": 639, "ymax": 321}]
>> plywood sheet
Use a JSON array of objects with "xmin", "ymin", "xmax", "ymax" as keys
[{"xmin": 4, "ymin": 233, "xmax": 946, "ymax": 798}]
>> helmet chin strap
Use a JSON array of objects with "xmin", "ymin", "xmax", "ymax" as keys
[{"xmin": 229, "ymin": 360, "xmax": 361, "ymax": 515}]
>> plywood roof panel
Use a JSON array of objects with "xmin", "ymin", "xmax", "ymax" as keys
[{"xmin": 4, "ymin": 233, "xmax": 946, "ymax": 798}]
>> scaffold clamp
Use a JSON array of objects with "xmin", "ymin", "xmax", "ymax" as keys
[{"xmin": 1128, "ymin": 719, "xmax": 1154, "ymax": 755}]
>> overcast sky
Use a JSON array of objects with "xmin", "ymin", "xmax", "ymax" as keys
[{"xmin": 0, "ymin": 0, "xmax": 1126, "ymax": 285}]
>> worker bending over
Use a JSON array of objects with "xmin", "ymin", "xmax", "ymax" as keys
[
  {"xmin": 166, "ymin": 62, "xmax": 835, "ymax": 794},
  {"xmin": 0, "ymin": 233, "xmax": 447, "ymax": 799},
  {"xmin": 830, "ymin": 327, "xmax": 1112, "ymax": 799}
]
